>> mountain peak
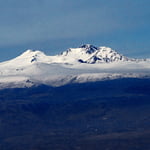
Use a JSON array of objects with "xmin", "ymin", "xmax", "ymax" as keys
[
  {"xmin": 60, "ymin": 44, "xmax": 129, "ymax": 63},
  {"xmin": 0, "ymin": 45, "xmax": 143, "ymax": 67},
  {"xmin": 21, "ymin": 49, "xmax": 45, "ymax": 57},
  {"xmin": 79, "ymin": 44, "xmax": 98, "ymax": 54},
  {"xmin": 80, "ymin": 44, "xmax": 98, "ymax": 49},
  {"xmin": 25, "ymin": 49, "xmax": 35, "ymax": 53},
  {"xmin": 5, "ymin": 49, "xmax": 49, "ymax": 65}
]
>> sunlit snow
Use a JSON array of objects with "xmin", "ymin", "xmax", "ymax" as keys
[{"xmin": 0, "ymin": 45, "xmax": 149, "ymax": 89}]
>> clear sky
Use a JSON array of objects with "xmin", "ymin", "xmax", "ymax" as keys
[{"xmin": 0, "ymin": 0, "xmax": 150, "ymax": 61}]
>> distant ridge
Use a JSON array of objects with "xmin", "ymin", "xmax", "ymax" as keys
[
  {"xmin": 1, "ymin": 44, "xmax": 148, "ymax": 65},
  {"xmin": 0, "ymin": 44, "xmax": 149, "ymax": 89},
  {"xmin": 60, "ymin": 44, "xmax": 130, "ymax": 63}
]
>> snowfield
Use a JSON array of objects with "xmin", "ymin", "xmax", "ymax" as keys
[{"xmin": 0, "ymin": 44, "xmax": 150, "ymax": 89}]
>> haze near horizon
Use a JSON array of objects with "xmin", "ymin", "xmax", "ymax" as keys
[{"xmin": 0, "ymin": 0, "xmax": 150, "ymax": 61}]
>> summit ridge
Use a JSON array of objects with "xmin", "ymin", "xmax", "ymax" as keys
[
  {"xmin": 60, "ymin": 44, "xmax": 130, "ymax": 63},
  {"xmin": 0, "ymin": 44, "xmax": 149, "ymax": 89}
]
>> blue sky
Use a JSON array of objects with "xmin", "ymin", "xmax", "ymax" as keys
[{"xmin": 0, "ymin": 0, "xmax": 150, "ymax": 61}]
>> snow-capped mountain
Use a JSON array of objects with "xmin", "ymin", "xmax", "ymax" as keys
[
  {"xmin": 1, "ymin": 49, "xmax": 57, "ymax": 67},
  {"xmin": 0, "ymin": 44, "xmax": 149, "ymax": 89},
  {"xmin": 0, "ymin": 44, "xmax": 145, "ymax": 66},
  {"xmin": 60, "ymin": 44, "xmax": 130, "ymax": 63}
]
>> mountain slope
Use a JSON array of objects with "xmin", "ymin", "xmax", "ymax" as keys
[
  {"xmin": 0, "ymin": 78, "xmax": 150, "ymax": 150},
  {"xmin": 0, "ymin": 44, "xmax": 149, "ymax": 89},
  {"xmin": 0, "ymin": 44, "xmax": 147, "ymax": 66},
  {"xmin": 60, "ymin": 44, "xmax": 130, "ymax": 63}
]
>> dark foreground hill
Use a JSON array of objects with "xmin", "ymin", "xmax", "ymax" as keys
[{"xmin": 0, "ymin": 78, "xmax": 150, "ymax": 150}]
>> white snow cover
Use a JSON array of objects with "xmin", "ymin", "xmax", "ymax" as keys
[{"xmin": 0, "ymin": 44, "xmax": 150, "ymax": 89}]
